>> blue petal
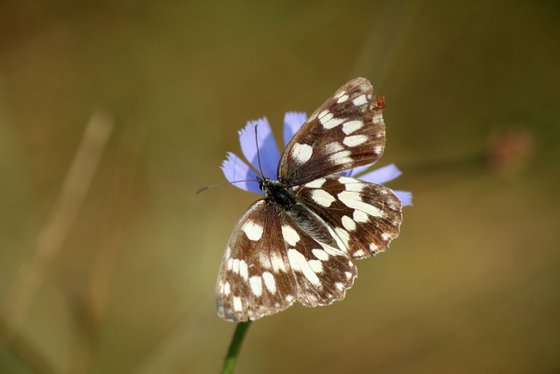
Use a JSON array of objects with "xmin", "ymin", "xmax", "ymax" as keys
[
  {"xmin": 358, "ymin": 164, "xmax": 402, "ymax": 184},
  {"xmin": 341, "ymin": 163, "xmax": 372, "ymax": 177},
  {"xmin": 283, "ymin": 112, "xmax": 307, "ymax": 146},
  {"xmin": 340, "ymin": 170, "xmax": 351, "ymax": 177},
  {"xmin": 350, "ymin": 164, "xmax": 372, "ymax": 176},
  {"xmin": 394, "ymin": 190, "xmax": 413, "ymax": 207},
  {"xmin": 221, "ymin": 152, "xmax": 262, "ymax": 195},
  {"xmin": 238, "ymin": 118, "xmax": 280, "ymax": 179}
]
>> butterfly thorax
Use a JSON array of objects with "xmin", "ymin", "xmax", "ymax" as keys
[{"xmin": 258, "ymin": 177, "xmax": 295, "ymax": 210}]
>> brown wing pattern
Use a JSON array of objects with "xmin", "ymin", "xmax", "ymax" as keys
[
  {"xmin": 216, "ymin": 200, "xmax": 358, "ymax": 322},
  {"xmin": 216, "ymin": 200, "xmax": 297, "ymax": 321},
  {"xmin": 293, "ymin": 176, "xmax": 402, "ymax": 259},
  {"xmin": 278, "ymin": 77, "xmax": 386, "ymax": 185}
]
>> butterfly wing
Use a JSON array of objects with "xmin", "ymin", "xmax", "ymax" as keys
[
  {"xmin": 216, "ymin": 200, "xmax": 297, "ymax": 321},
  {"xmin": 294, "ymin": 176, "xmax": 402, "ymax": 259},
  {"xmin": 278, "ymin": 77, "xmax": 385, "ymax": 185},
  {"xmin": 216, "ymin": 200, "xmax": 357, "ymax": 322}
]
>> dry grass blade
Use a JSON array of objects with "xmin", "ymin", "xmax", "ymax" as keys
[{"xmin": 0, "ymin": 111, "xmax": 113, "ymax": 352}]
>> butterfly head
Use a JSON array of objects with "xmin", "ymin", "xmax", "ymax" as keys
[{"xmin": 258, "ymin": 176, "xmax": 295, "ymax": 210}]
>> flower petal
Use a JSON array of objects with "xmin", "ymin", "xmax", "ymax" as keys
[
  {"xmin": 283, "ymin": 112, "xmax": 307, "ymax": 146},
  {"xmin": 339, "ymin": 170, "xmax": 351, "ymax": 177},
  {"xmin": 341, "ymin": 163, "xmax": 372, "ymax": 177},
  {"xmin": 221, "ymin": 152, "xmax": 262, "ymax": 195},
  {"xmin": 238, "ymin": 117, "xmax": 280, "ymax": 179},
  {"xmin": 393, "ymin": 190, "xmax": 413, "ymax": 207},
  {"xmin": 358, "ymin": 163, "xmax": 402, "ymax": 184}
]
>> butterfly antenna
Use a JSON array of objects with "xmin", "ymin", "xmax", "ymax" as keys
[
  {"xmin": 196, "ymin": 179, "xmax": 256, "ymax": 195},
  {"xmin": 254, "ymin": 123, "xmax": 265, "ymax": 177}
]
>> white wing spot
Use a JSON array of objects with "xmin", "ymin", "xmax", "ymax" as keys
[
  {"xmin": 353, "ymin": 209, "xmax": 369, "ymax": 223},
  {"xmin": 322, "ymin": 116, "xmax": 345, "ymax": 129},
  {"xmin": 321, "ymin": 242, "xmax": 344, "ymax": 257},
  {"xmin": 343, "ymin": 135, "xmax": 368, "ymax": 147},
  {"xmin": 342, "ymin": 120, "xmax": 363, "ymax": 135},
  {"xmin": 372, "ymin": 113, "xmax": 383, "ymax": 124},
  {"xmin": 308, "ymin": 259, "xmax": 323, "ymax": 273},
  {"xmin": 337, "ymin": 94, "xmax": 349, "ymax": 103},
  {"xmin": 310, "ymin": 190, "xmax": 336, "ymax": 207},
  {"xmin": 328, "ymin": 150, "xmax": 352, "ymax": 164},
  {"xmin": 305, "ymin": 178, "xmax": 326, "ymax": 188},
  {"xmin": 232, "ymin": 259, "xmax": 240, "ymax": 274},
  {"xmin": 369, "ymin": 243, "xmax": 379, "ymax": 252},
  {"xmin": 249, "ymin": 276, "xmax": 263, "ymax": 297},
  {"xmin": 223, "ymin": 282, "xmax": 231, "ymax": 296},
  {"xmin": 233, "ymin": 297, "xmax": 242, "ymax": 311},
  {"xmin": 312, "ymin": 248, "xmax": 329, "ymax": 261},
  {"xmin": 335, "ymin": 282, "xmax": 345, "ymax": 291},
  {"xmin": 334, "ymin": 227, "xmax": 350, "ymax": 248},
  {"xmin": 258, "ymin": 253, "xmax": 271, "ymax": 269},
  {"xmin": 287, "ymin": 249, "xmax": 321, "ymax": 286},
  {"xmin": 271, "ymin": 252, "xmax": 286, "ymax": 273},
  {"xmin": 282, "ymin": 225, "xmax": 300, "ymax": 246},
  {"xmin": 324, "ymin": 225, "xmax": 350, "ymax": 253},
  {"xmin": 345, "ymin": 271, "xmax": 353, "ymax": 279},
  {"xmin": 292, "ymin": 143, "xmax": 313, "ymax": 164},
  {"xmin": 354, "ymin": 249, "xmax": 366, "ymax": 257},
  {"xmin": 353, "ymin": 94, "xmax": 368, "ymax": 106},
  {"xmin": 227, "ymin": 258, "xmax": 234, "ymax": 270},
  {"xmin": 341, "ymin": 215, "xmax": 357, "ymax": 231},
  {"xmin": 262, "ymin": 272, "xmax": 276, "ymax": 294},
  {"xmin": 344, "ymin": 181, "xmax": 365, "ymax": 193},
  {"xmin": 381, "ymin": 232, "xmax": 391, "ymax": 241},
  {"xmin": 325, "ymin": 141, "xmax": 344, "ymax": 153},
  {"xmin": 242, "ymin": 221, "xmax": 263, "ymax": 241},
  {"xmin": 319, "ymin": 110, "xmax": 333, "ymax": 124},
  {"xmin": 239, "ymin": 260, "xmax": 249, "ymax": 281},
  {"xmin": 338, "ymin": 191, "xmax": 384, "ymax": 217},
  {"xmin": 374, "ymin": 145, "xmax": 384, "ymax": 154}
]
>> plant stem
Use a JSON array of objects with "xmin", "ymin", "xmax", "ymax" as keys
[{"xmin": 221, "ymin": 321, "xmax": 252, "ymax": 374}]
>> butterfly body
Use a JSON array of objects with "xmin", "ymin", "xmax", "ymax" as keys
[
  {"xmin": 216, "ymin": 78, "xmax": 405, "ymax": 322},
  {"xmin": 258, "ymin": 177, "xmax": 296, "ymax": 210}
]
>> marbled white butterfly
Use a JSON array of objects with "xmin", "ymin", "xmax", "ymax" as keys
[{"xmin": 216, "ymin": 78, "xmax": 403, "ymax": 322}]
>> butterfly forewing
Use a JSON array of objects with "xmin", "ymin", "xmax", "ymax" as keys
[
  {"xmin": 295, "ymin": 176, "xmax": 402, "ymax": 259},
  {"xmin": 216, "ymin": 199, "xmax": 358, "ymax": 322},
  {"xmin": 278, "ymin": 77, "xmax": 386, "ymax": 185}
]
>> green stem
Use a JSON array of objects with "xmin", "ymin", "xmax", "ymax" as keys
[{"xmin": 221, "ymin": 321, "xmax": 252, "ymax": 374}]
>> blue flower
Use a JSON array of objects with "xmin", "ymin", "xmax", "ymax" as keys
[{"xmin": 221, "ymin": 112, "xmax": 412, "ymax": 206}]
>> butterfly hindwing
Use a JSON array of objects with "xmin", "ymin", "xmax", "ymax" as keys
[
  {"xmin": 216, "ymin": 200, "xmax": 358, "ymax": 322},
  {"xmin": 278, "ymin": 77, "xmax": 386, "ymax": 185},
  {"xmin": 279, "ymin": 205, "xmax": 357, "ymax": 307},
  {"xmin": 294, "ymin": 176, "xmax": 403, "ymax": 259}
]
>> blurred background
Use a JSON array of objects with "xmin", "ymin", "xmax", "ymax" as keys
[{"xmin": 1, "ymin": 1, "xmax": 559, "ymax": 373}]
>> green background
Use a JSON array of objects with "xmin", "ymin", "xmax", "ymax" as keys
[{"xmin": 1, "ymin": 1, "xmax": 559, "ymax": 373}]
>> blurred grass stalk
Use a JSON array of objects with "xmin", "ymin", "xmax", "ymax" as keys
[{"xmin": 0, "ymin": 112, "xmax": 113, "ymax": 367}]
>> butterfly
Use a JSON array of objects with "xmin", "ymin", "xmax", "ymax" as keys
[{"xmin": 216, "ymin": 77, "xmax": 403, "ymax": 322}]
